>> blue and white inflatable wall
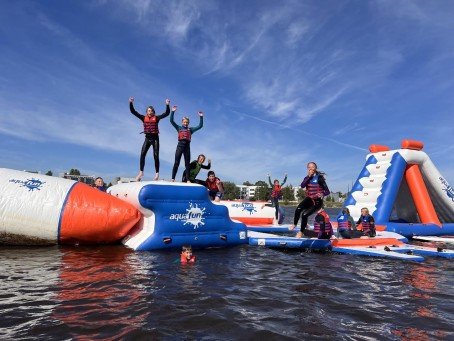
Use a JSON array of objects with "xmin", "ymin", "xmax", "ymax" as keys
[{"xmin": 343, "ymin": 140, "xmax": 454, "ymax": 237}]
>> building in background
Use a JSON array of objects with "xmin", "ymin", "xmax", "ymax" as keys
[
  {"xmin": 112, "ymin": 177, "xmax": 137, "ymax": 185},
  {"xmin": 60, "ymin": 173, "xmax": 96, "ymax": 186}
]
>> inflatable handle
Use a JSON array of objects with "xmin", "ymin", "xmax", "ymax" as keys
[
  {"xmin": 401, "ymin": 140, "xmax": 424, "ymax": 150},
  {"xmin": 369, "ymin": 145, "xmax": 390, "ymax": 153}
]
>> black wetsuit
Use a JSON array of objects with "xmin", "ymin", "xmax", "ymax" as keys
[
  {"xmin": 130, "ymin": 103, "xmax": 170, "ymax": 173},
  {"xmin": 170, "ymin": 111, "xmax": 203, "ymax": 181},
  {"xmin": 293, "ymin": 174, "xmax": 330, "ymax": 232},
  {"xmin": 182, "ymin": 160, "xmax": 211, "ymax": 185}
]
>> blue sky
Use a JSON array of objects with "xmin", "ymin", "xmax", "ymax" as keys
[{"xmin": 1, "ymin": 0, "xmax": 453, "ymax": 192}]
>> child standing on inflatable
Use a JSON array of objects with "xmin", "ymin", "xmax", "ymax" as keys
[
  {"xmin": 268, "ymin": 173, "xmax": 287, "ymax": 225},
  {"xmin": 129, "ymin": 97, "xmax": 171, "ymax": 181},
  {"xmin": 289, "ymin": 162, "xmax": 330, "ymax": 238},
  {"xmin": 180, "ymin": 245, "xmax": 196, "ymax": 263},
  {"xmin": 170, "ymin": 108, "xmax": 203, "ymax": 182},
  {"xmin": 356, "ymin": 207, "xmax": 376, "ymax": 237}
]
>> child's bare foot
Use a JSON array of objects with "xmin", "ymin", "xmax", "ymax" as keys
[
  {"xmin": 288, "ymin": 224, "xmax": 296, "ymax": 231},
  {"xmin": 295, "ymin": 231, "xmax": 303, "ymax": 238},
  {"xmin": 135, "ymin": 171, "xmax": 144, "ymax": 182},
  {"xmin": 154, "ymin": 173, "xmax": 159, "ymax": 181}
]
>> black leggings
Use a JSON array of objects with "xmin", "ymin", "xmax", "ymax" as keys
[
  {"xmin": 339, "ymin": 230, "xmax": 366, "ymax": 239},
  {"xmin": 271, "ymin": 197, "xmax": 280, "ymax": 219},
  {"xmin": 172, "ymin": 141, "xmax": 190, "ymax": 180},
  {"xmin": 293, "ymin": 197, "xmax": 323, "ymax": 232},
  {"xmin": 140, "ymin": 136, "xmax": 160, "ymax": 172}
]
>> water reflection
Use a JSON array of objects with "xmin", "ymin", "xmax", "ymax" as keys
[
  {"xmin": 390, "ymin": 262, "xmax": 447, "ymax": 340},
  {"xmin": 53, "ymin": 246, "xmax": 151, "ymax": 340}
]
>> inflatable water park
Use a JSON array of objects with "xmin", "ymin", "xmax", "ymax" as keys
[{"xmin": 1, "ymin": 139, "xmax": 453, "ymax": 261}]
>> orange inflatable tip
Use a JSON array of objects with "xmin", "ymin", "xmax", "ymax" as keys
[
  {"xmin": 401, "ymin": 140, "xmax": 424, "ymax": 150},
  {"xmin": 59, "ymin": 183, "xmax": 141, "ymax": 245}
]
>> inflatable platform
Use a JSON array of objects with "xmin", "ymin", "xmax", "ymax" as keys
[
  {"xmin": 108, "ymin": 182, "xmax": 248, "ymax": 251},
  {"xmin": 0, "ymin": 168, "xmax": 141, "ymax": 245},
  {"xmin": 343, "ymin": 140, "xmax": 454, "ymax": 238},
  {"xmin": 248, "ymin": 230, "xmax": 454, "ymax": 261},
  {"xmin": 216, "ymin": 201, "xmax": 283, "ymax": 225},
  {"xmin": 412, "ymin": 236, "xmax": 454, "ymax": 244}
]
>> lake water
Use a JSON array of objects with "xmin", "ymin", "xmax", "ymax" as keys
[{"xmin": 1, "ymin": 207, "xmax": 453, "ymax": 340}]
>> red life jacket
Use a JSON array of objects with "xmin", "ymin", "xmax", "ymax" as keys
[
  {"xmin": 306, "ymin": 174, "xmax": 323, "ymax": 199},
  {"xmin": 271, "ymin": 184, "xmax": 282, "ymax": 199},
  {"xmin": 143, "ymin": 115, "xmax": 159, "ymax": 134},
  {"xmin": 181, "ymin": 253, "xmax": 196, "ymax": 263},
  {"xmin": 206, "ymin": 177, "xmax": 221, "ymax": 192},
  {"xmin": 313, "ymin": 211, "xmax": 333, "ymax": 234},
  {"xmin": 178, "ymin": 128, "xmax": 191, "ymax": 141}
]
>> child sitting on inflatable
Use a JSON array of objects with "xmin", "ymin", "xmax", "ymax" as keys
[
  {"xmin": 301, "ymin": 206, "xmax": 333, "ymax": 239},
  {"xmin": 336, "ymin": 207, "xmax": 365, "ymax": 239},
  {"xmin": 356, "ymin": 207, "xmax": 376, "ymax": 237},
  {"xmin": 180, "ymin": 245, "xmax": 196, "ymax": 263}
]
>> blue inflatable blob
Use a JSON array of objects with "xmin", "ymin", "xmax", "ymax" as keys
[{"xmin": 111, "ymin": 182, "xmax": 248, "ymax": 251}]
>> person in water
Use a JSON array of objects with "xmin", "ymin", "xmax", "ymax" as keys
[
  {"xmin": 336, "ymin": 207, "xmax": 365, "ymax": 239},
  {"xmin": 205, "ymin": 170, "xmax": 224, "ymax": 202},
  {"xmin": 356, "ymin": 207, "xmax": 376, "ymax": 237},
  {"xmin": 289, "ymin": 162, "xmax": 330, "ymax": 238},
  {"xmin": 182, "ymin": 154, "xmax": 211, "ymax": 185},
  {"xmin": 306, "ymin": 206, "xmax": 333, "ymax": 239},
  {"xmin": 180, "ymin": 245, "xmax": 196, "ymax": 263},
  {"xmin": 129, "ymin": 97, "xmax": 171, "ymax": 181},
  {"xmin": 268, "ymin": 173, "xmax": 287, "ymax": 225},
  {"xmin": 94, "ymin": 177, "xmax": 106, "ymax": 192},
  {"xmin": 170, "ymin": 109, "xmax": 203, "ymax": 182}
]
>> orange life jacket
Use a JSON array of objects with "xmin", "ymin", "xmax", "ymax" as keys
[{"xmin": 180, "ymin": 253, "xmax": 196, "ymax": 263}]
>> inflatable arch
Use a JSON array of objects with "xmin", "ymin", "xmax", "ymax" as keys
[{"xmin": 343, "ymin": 140, "xmax": 454, "ymax": 237}]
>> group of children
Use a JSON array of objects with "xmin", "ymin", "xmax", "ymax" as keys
[
  {"xmin": 129, "ymin": 99, "xmax": 376, "ymax": 259},
  {"xmin": 129, "ymin": 97, "xmax": 224, "ymax": 201}
]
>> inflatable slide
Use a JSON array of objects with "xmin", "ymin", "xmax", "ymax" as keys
[{"xmin": 343, "ymin": 140, "xmax": 454, "ymax": 238}]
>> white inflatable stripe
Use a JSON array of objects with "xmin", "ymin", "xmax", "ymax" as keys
[{"xmin": 0, "ymin": 168, "xmax": 74, "ymax": 241}]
